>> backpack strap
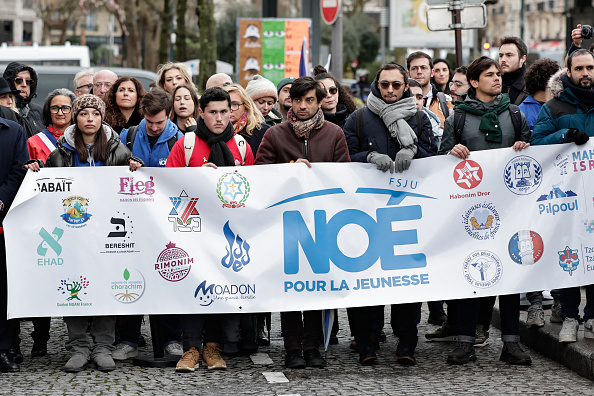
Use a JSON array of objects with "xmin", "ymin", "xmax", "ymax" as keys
[
  {"xmin": 167, "ymin": 134, "xmax": 179, "ymax": 152},
  {"xmin": 233, "ymin": 134, "xmax": 247, "ymax": 165},
  {"xmin": 125, "ymin": 126, "xmax": 139, "ymax": 151},
  {"xmin": 509, "ymin": 104, "xmax": 523, "ymax": 142},
  {"xmin": 453, "ymin": 109, "xmax": 466, "ymax": 144},
  {"xmin": 437, "ymin": 91, "xmax": 450, "ymax": 119},
  {"xmin": 514, "ymin": 91, "xmax": 529, "ymax": 106},
  {"xmin": 184, "ymin": 132, "xmax": 196, "ymax": 167}
]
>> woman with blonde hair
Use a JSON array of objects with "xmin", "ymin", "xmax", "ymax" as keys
[
  {"xmin": 222, "ymin": 83, "xmax": 269, "ymax": 155},
  {"xmin": 156, "ymin": 62, "xmax": 196, "ymax": 94}
]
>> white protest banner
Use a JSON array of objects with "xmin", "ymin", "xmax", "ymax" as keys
[{"xmin": 5, "ymin": 141, "xmax": 594, "ymax": 319}]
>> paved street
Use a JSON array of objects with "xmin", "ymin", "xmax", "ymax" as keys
[{"xmin": 5, "ymin": 305, "xmax": 593, "ymax": 395}]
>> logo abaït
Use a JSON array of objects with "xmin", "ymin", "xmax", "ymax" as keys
[
  {"xmin": 216, "ymin": 171, "xmax": 250, "ymax": 208},
  {"xmin": 57, "ymin": 276, "xmax": 89, "ymax": 301},
  {"xmin": 453, "ymin": 160, "xmax": 483, "ymax": 189},
  {"xmin": 508, "ymin": 230, "xmax": 544, "ymax": 265},
  {"xmin": 154, "ymin": 242, "xmax": 193, "ymax": 282},
  {"xmin": 504, "ymin": 155, "xmax": 542, "ymax": 195},
  {"xmin": 462, "ymin": 250, "xmax": 503, "ymax": 288},
  {"xmin": 61, "ymin": 196, "xmax": 92, "ymax": 227},
  {"xmin": 558, "ymin": 246, "xmax": 579, "ymax": 276}
]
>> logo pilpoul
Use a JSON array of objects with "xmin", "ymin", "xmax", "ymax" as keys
[
  {"xmin": 504, "ymin": 155, "xmax": 542, "ymax": 195},
  {"xmin": 169, "ymin": 190, "xmax": 201, "ymax": 232},
  {"xmin": 154, "ymin": 242, "xmax": 193, "ymax": 282},
  {"xmin": 453, "ymin": 160, "xmax": 483, "ymax": 189},
  {"xmin": 508, "ymin": 230, "xmax": 544, "ymax": 265},
  {"xmin": 37, "ymin": 227, "xmax": 64, "ymax": 266},
  {"xmin": 61, "ymin": 196, "xmax": 91, "ymax": 227},
  {"xmin": 462, "ymin": 250, "xmax": 503, "ymax": 288},
  {"xmin": 57, "ymin": 276, "xmax": 90, "ymax": 302},
  {"xmin": 221, "ymin": 221, "xmax": 250, "ymax": 272},
  {"xmin": 558, "ymin": 246, "xmax": 579, "ymax": 276},
  {"xmin": 111, "ymin": 268, "xmax": 145, "ymax": 303},
  {"xmin": 216, "ymin": 171, "xmax": 250, "ymax": 208},
  {"xmin": 462, "ymin": 202, "xmax": 500, "ymax": 240}
]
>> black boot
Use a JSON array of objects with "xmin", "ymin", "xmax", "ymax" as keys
[
  {"xmin": 0, "ymin": 350, "xmax": 19, "ymax": 372},
  {"xmin": 447, "ymin": 341, "xmax": 476, "ymax": 365},
  {"xmin": 7, "ymin": 346, "xmax": 23, "ymax": 364}
]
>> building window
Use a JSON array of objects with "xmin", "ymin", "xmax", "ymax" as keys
[
  {"xmin": 23, "ymin": 21, "xmax": 33, "ymax": 43},
  {"xmin": 85, "ymin": 12, "xmax": 98, "ymax": 31},
  {"xmin": 0, "ymin": 20, "xmax": 12, "ymax": 44}
]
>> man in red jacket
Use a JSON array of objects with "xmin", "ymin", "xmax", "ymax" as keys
[{"xmin": 256, "ymin": 76, "xmax": 350, "ymax": 369}]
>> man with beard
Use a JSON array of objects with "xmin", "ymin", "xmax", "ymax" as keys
[
  {"xmin": 276, "ymin": 77, "xmax": 296, "ymax": 122},
  {"xmin": 499, "ymin": 36, "xmax": 528, "ymax": 105},
  {"xmin": 531, "ymin": 49, "xmax": 594, "ymax": 344}
]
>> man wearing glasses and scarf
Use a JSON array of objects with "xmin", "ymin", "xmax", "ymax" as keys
[
  {"xmin": 343, "ymin": 63, "xmax": 437, "ymax": 366},
  {"xmin": 2, "ymin": 62, "xmax": 44, "ymax": 138}
]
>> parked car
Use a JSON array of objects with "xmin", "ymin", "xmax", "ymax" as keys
[{"xmin": 0, "ymin": 65, "xmax": 158, "ymax": 106}]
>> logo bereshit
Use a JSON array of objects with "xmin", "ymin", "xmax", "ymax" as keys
[
  {"xmin": 558, "ymin": 246, "xmax": 579, "ymax": 276},
  {"xmin": 57, "ymin": 276, "xmax": 89, "ymax": 301},
  {"xmin": 221, "ymin": 221, "xmax": 250, "ymax": 272},
  {"xmin": 37, "ymin": 227, "xmax": 64, "ymax": 266},
  {"xmin": 61, "ymin": 196, "xmax": 91, "ymax": 227},
  {"xmin": 462, "ymin": 250, "xmax": 503, "ymax": 288},
  {"xmin": 462, "ymin": 202, "xmax": 500, "ymax": 240},
  {"xmin": 453, "ymin": 160, "xmax": 483, "ymax": 189},
  {"xmin": 111, "ymin": 268, "xmax": 145, "ymax": 303},
  {"xmin": 504, "ymin": 155, "xmax": 542, "ymax": 195},
  {"xmin": 169, "ymin": 190, "xmax": 201, "ymax": 232},
  {"xmin": 508, "ymin": 230, "xmax": 544, "ymax": 265},
  {"xmin": 154, "ymin": 242, "xmax": 193, "ymax": 282},
  {"xmin": 216, "ymin": 171, "xmax": 250, "ymax": 208}
]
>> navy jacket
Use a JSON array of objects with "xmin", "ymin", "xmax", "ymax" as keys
[
  {"xmin": 343, "ymin": 83, "xmax": 437, "ymax": 163},
  {"xmin": 0, "ymin": 117, "xmax": 28, "ymax": 225}
]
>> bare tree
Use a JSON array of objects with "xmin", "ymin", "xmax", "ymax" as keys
[
  {"xmin": 196, "ymin": 0, "xmax": 216, "ymax": 91},
  {"xmin": 175, "ymin": 0, "xmax": 188, "ymax": 61},
  {"xmin": 35, "ymin": 0, "xmax": 82, "ymax": 45}
]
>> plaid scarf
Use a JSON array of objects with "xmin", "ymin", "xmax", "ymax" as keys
[{"xmin": 287, "ymin": 107, "xmax": 325, "ymax": 138}]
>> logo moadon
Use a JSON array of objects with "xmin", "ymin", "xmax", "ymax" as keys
[
  {"xmin": 221, "ymin": 221, "xmax": 250, "ymax": 272},
  {"xmin": 37, "ymin": 227, "xmax": 64, "ymax": 266},
  {"xmin": 194, "ymin": 279, "xmax": 256, "ymax": 306},
  {"xmin": 462, "ymin": 202, "xmax": 500, "ymax": 240},
  {"xmin": 504, "ymin": 155, "xmax": 542, "ymax": 195},
  {"xmin": 462, "ymin": 250, "xmax": 503, "ymax": 288},
  {"xmin": 169, "ymin": 190, "xmax": 201, "ymax": 232},
  {"xmin": 111, "ymin": 268, "xmax": 145, "ymax": 303},
  {"xmin": 558, "ymin": 246, "xmax": 579, "ymax": 276},
  {"xmin": 508, "ymin": 230, "xmax": 544, "ymax": 265},
  {"xmin": 57, "ymin": 275, "xmax": 91, "ymax": 306},
  {"xmin": 454, "ymin": 160, "xmax": 483, "ymax": 189},
  {"xmin": 61, "ymin": 196, "xmax": 91, "ymax": 227},
  {"xmin": 154, "ymin": 242, "xmax": 193, "ymax": 282},
  {"xmin": 216, "ymin": 171, "xmax": 250, "ymax": 208}
]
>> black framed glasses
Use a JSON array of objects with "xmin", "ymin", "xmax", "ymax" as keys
[
  {"xmin": 230, "ymin": 102, "xmax": 244, "ymax": 111},
  {"xmin": 77, "ymin": 83, "xmax": 93, "ymax": 91},
  {"xmin": 327, "ymin": 87, "xmax": 338, "ymax": 95},
  {"xmin": 50, "ymin": 105, "xmax": 72, "ymax": 114},
  {"xmin": 379, "ymin": 80, "xmax": 405, "ymax": 90},
  {"xmin": 14, "ymin": 78, "xmax": 32, "ymax": 86}
]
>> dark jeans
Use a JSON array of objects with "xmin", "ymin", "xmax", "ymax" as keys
[
  {"xmin": 0, "ymin": 235, "xmax": 11, "ymax": 350},
  {"xmin": 281, "ymin": 310, "xmax": 322, "ymax": 352},
  {"xmin": 180, "ymin": 314, "xmax": 223, "ymax": 352},
  {"xmin": 221, "ymin": 313, "xmax": 258, "ymax": 354},
  {"xmin": 118, "ymin": 314, "xmax": 182, "ymax": 348},
  {"xmin": 457, "ymin": 294, "xmax": 520, "ymax": 343},
  {"xmin": 390, "ymin": 302, "xmax": 422, "ymax": 348},
  {"xmin": 560, "ymin": 286, "xmax": 594, "ymax": 321}
]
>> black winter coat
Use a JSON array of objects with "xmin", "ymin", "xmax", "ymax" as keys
[{"xmin": 0, "ymin": 117, "xmax": 28, "ymax": 224}]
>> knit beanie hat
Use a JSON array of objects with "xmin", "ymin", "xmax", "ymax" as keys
[
  {"xmin": 72, "ymin": 94, "xmax": 106, "ymax": 122},
  {"xmin": 246, "ymin": 75, "xmax": 278, "ymax": 102},
  {"xmin": 277, "ymin": 77, "xmax": 297, "ymax": 94}
]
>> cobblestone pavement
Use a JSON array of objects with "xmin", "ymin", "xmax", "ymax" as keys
[{"xmin": 4, "ymin": 306, "xmax": 593, "ymax": 395}]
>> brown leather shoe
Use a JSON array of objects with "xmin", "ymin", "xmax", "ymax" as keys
[{"xmin": 203, "ymin": 343, "xmax": 226, "ymax": 370}]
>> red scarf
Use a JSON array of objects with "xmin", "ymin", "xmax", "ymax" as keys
[
  {"xmin": 48, "ymin": 124, "xmax": 64, "ymax": 140},
  {"xmin": 233, "ymin": 112, "xmax": 249, "ymax": 135}
]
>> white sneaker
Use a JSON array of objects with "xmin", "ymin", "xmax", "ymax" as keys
[
  {"xmin": 584, "ymin": 319, "xmax": 594, "ymax": 339},
  {"xmin": 112, "ymin": 343, "xmax": 138, "ymax": 360},
  {"xmin": 164, "ymin": 342, "xmax": 183, "ymax": 356},
  {"xmin": 526, "ymin": 305, "xmax": 545, "ymax": 328},
  {"xmin": 559, "ymin": 318, "xmax": 579, "ymax": 343}
]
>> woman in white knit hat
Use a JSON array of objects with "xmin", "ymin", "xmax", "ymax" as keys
[{"xmin": 246, "ymin": 75, "xmax": 282, "ymax": 126}]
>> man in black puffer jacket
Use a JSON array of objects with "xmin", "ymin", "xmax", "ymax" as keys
[{"xmin": 3, "ymin": 62, "xmax": 44, "ymax": 138}]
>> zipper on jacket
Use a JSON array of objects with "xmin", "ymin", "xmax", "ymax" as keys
[{"xmin": 304, "ymin": 138, "xmax": 309, "ymax": 161}]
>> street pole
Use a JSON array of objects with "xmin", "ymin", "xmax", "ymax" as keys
[
  {"xmin": 451, "ymin": 1, "xmax": 463, "ymax": 68},
  {"xmin": 331, "ymin": 1, "xmax": 343, "ymax": 80},
  {"xmin": 380, "ymin": 0, "xmax": 389, "ymax": 64}
]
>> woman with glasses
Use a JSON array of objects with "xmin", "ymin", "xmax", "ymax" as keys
[
  {"xmin": 104, "ymin": 77, "xmax": 146, "ymax": 134},
  {"xmin": 156, "ymin": 62, "xmax": 196, "ymax": 94},
  {"xmin": 313, "ymin": 65, "xmax": 357, "ymax": 129},
  {"xmin": 222, "ymin": 83, "xmax": 270, "ymax": 156},
  {"xmin": 27, "ymin": 88, "xmax": 76, "ymax": 164}
]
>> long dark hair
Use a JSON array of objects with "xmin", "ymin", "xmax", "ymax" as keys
[
  {"xmin": 73, "ymin": 122, "xmax": 108, "ymax": 163},
  {"xmin": 103, "ymin": 76, "xmax": 146, "ymax": 128},
  {"xmin": 313, "ymin": 65, "xmax": 357, "ymax": 113}
]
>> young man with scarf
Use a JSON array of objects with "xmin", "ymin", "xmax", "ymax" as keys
[
  {"xmin": 531, "ymin": 49, "xmax": 594, "ymax": 344},
  {"xmin": 166, "ymin": 87, "xmax": 254, "ymax": 372},
  {"xmin": 439, "ymin": 56, "xmax": 532, "ymax": 366},
  {"xmin": 499, "ymin": 36, "xmax": 528, "ymax": 105},
  {"xmin": 342, "ymin": 63, "xmax": 436, "ymax": 367},
  {"xmin": 256, "ymin": 76, "xmax": 350, "ymax": 369}
]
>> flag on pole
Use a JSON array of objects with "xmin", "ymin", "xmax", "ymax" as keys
[
  {"xmin": 324, "ymin": 54, "xmax": 332, "ymax": 71},
  {"xmin": 322, "ymin": 309, "xmax": 335, "ymax": 351},
  {"xmin": 299, "ymin": 36, "xmax": 308, "ymax": 77}
]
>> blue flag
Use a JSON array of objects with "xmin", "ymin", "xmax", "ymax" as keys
[{"xmin": 299, "ymin": 36, "xmax": 308, "ymax": 77}]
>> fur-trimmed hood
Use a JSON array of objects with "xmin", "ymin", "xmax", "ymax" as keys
[{"xmin": 548, "ymin": 68, "xmax": 567, "ymax": 99}]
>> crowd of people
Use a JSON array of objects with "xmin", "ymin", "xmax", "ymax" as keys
[{"xmin": 0, "ymin": 28, "xmax": 592, "ymax": 375}]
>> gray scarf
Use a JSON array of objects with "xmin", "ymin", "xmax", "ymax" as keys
[{"xmin": 366, "ymin": 92, "xmax": 418, "ymax": 158}]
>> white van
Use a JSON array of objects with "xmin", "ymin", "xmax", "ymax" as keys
[{"xmin": 0, "ymin": 43, "xmax": 91, "ymax": 67}]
